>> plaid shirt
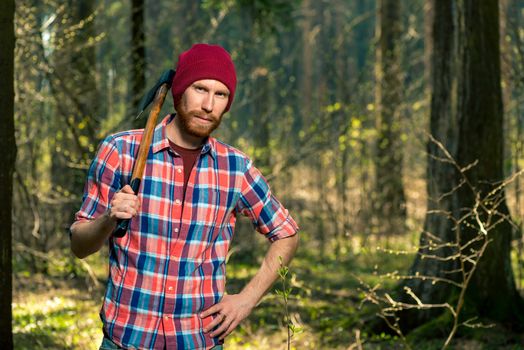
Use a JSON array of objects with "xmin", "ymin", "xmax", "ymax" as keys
[{"xmin": 75, "ymin": 115, "xmax": 299, "ymax": 350}]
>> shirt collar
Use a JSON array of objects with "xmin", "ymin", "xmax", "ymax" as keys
[{"xmin": 152, "ymin": 114, "xmax": 216, "ymax": 159}]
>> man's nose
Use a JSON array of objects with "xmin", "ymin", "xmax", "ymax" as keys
[{"xmin": 201, "ymin": 94, "xmax": 214, "ymax": 113}]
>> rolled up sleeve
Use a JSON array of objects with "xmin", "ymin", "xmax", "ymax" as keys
[
  {"xmin": 74, "ymin": 136, "xmax": 121, "ymax": 222},
  {"xmin": 235, "ymin": 158, "xmax": 299, "ymax": 242}
]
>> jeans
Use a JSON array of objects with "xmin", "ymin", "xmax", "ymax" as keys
[
  {"xmin": 99, "ymin": 336, "xmax": 224, "ymax": 350},
  {"xmin": 99, "ymin": 336, "xmax": 122, "ymax": 350}
]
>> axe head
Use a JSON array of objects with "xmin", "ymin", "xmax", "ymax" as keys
[{"xmin": 136, "ymin": 69, "xmax": 176, "ymax": 119}]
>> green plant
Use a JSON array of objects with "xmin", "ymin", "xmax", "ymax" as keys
[{"xmin": 276, "ymin": 256, "xmax": 302, "ymax": 350}]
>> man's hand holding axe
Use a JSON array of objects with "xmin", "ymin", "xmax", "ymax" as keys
[{"xmin": 70, "ymin": 69, "xmax": 175, "ymax": 256}]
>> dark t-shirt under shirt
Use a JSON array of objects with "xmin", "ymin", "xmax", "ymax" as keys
[{"xmin": 168, "ymin": 139, "xmax": 202, "ymax": 201}]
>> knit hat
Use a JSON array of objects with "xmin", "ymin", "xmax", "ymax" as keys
[{"xmin": 171, "ymin": 43, "xmax": 237, "ymax": 112}]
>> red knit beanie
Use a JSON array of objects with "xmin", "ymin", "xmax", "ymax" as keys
[{"xmin": 171, "ymin": 43, "xmax": 237, "ymax": 112}]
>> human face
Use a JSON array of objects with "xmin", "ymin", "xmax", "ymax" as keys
[{"xmin": 175, "ymin": 79, "xmax": 230, "ymax": 138}]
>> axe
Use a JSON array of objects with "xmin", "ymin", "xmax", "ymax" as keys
[{"xmin": 113, "ymin": 69, "xmax": 176, "ymax": 238}]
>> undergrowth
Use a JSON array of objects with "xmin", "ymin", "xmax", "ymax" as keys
[{"xmin": 12, "ymin": 233, "xmax": 524, "ymax": 349}]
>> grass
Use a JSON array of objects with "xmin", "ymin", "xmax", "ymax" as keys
[
  {"xmin": 12, "ymin": 231, "xmax": 524, "ymax": 350},
  {"xmin": 13, "ymin": 277, "xmax": 103, "ymax": 349}
]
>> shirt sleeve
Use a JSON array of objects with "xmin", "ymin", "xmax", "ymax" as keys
[
  {"xmin": 74, "ymin": 135, "xmax": 121, "ymax": 223},
  {"xmin": 234, "ymin": 158, "xmax": 299, "ymax": 242}
]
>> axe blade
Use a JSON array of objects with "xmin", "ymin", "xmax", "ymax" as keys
[{"xmin": 136, "ymin": 69, "xmax": 176, "ymax": 119}]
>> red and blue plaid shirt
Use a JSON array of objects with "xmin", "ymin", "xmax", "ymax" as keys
[{"xmin": 75, "ymin": 115, "xmax": 299, "ymax": 350}]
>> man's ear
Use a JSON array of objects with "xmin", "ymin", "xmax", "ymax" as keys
[{"xmin": 173, "ymin": 99, "xmax": 181, "ymax": 113}]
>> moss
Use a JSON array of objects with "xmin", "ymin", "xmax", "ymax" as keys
[
  {"xmin": 459, "ymin": 322, "xmax": 524, "ymax": 349},
  {"xmin": 405, "ymin": 304, "xmax": 524, "ymax": 350},
  {"xmin": 406, "ymin": 310, "xmax": 453, "ymax": 344}
]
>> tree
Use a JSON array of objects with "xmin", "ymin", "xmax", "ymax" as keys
[
  {"xmin": 0, "ymin": 0, "xmax": 16, "ymax": 347},
  {"xmin": 403, "ymin": 0, "xmax": 524, "ymax": 329},
  {"xmin": 130, "ymin": 0, "xmax": 146, "ymax": 129},
  {"xmin": 374, "ymin": 0, "xmax": 407, "ymax": 237}
]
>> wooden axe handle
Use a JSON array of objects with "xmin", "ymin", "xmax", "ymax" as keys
[{"xmin": 113, "ymin": 83, "xmax": 171, "ymax": 238}]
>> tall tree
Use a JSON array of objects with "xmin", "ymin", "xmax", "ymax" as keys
[
  {"xmin": 0, "ymin": 0, "xmax": 16, "ymax": 347},
  {"xmin": 403, "ymin": 0, "xmax": 524, "ymax": 329},
  {"xmin": 374, "ymin": 0, "xmax": 407, "ymax": 236},
  {"xmin": 131, "ymin": 0, "xmax": 146, "ymax": 128}
]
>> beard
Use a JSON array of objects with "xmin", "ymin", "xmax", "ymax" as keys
[{"xmin": 175, "ymin": 109, "xmax": 223, "ymax": 138}]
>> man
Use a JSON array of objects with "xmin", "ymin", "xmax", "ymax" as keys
[{"xmin": 70, "ymin": 43, "xmax": 299, "ymax": 350}]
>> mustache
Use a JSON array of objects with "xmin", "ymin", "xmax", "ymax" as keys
[{"xmin": 187, "ymin": 110, "xmax": 219, "ymax": 121}]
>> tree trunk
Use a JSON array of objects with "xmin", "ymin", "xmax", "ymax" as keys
[
  {"xmin": 456, "ymin": 0, "xmax": 523, "ymax": 322},
  {"xmin": 300, "ymin": 0, "xmax": 314, "ymax": 125},
  {"xmin": 403, "ymin": 0, "xmax": 524, "ymax": 330},
  {"xmin": 249, "ymin": 23, "xmax": 271, "ymax": 174},
  {"xmin": 131, "ymin": 0, "xmax": 146, "ymax": 129},
  {"xmin": 374, "ymin": 0, "xmax": 407, "ymax": 236},
  {"xmin": 0, "ymin": 0, "xmax": 16, "ymax": 347},
  {"xmin": 423, "ymin": 0, "xmax": 434, "ymax": 96}
]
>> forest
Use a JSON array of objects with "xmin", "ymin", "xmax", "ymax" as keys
[{"xmin": 1, "ymin": 0, "xmax": 524, "ymax": 349}]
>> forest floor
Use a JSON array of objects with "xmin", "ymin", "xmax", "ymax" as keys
[{"xmin": 12, "ymin": 232, "xmax": 524, "ymax": 350}]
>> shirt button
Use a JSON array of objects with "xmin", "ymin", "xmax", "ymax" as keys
[
  {"xmin": 177, "ymin": 168, "xmax": 182, "ymax": 173},
  {"xmin": 175, "ymin": 199, "xmax": 181, "ymax": 205},
  {"xmin": 164, "ymin": 315, "xmax": 170, "ymax": 320},
  {"xmin": 168, "ymin": 286, "xmax": 173, "ymax": 291},
  {"xmin": 174, "ymin": 228, "xmax": 179, "ymax": 233},
  {"xmin": 171, "ymin": 255, "xmax": 176, "ymax": 260}
]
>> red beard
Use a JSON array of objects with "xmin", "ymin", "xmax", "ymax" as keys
[{"xmin": 176, "ymin": 109, "xmax": 222, "ymax": 138}]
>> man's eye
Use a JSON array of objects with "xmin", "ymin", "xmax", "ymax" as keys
[
  {"xmin": 194, "ymin": 86, "xmax": 206, "ymax": 92},
  {"xmin": 216, "ymin": 92, "xmax": 228, "ymax": 98}
]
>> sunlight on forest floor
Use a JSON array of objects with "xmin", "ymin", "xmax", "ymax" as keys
[
  {"xmin": 12, "ymin": 233, "xmax": 524, "ymax": 350},
  {"xmin": 13, "ymin": 274, "xmax": 103, "ymax": 349}
]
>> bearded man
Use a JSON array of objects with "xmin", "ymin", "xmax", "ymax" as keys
[{"xmin": 70, "ymin": 43, "xmax": 299, "ymax": 350}]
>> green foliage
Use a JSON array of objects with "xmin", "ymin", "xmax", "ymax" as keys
[
  {"xmin": 12, "ymin": 234, "xmax": 524, "ymax": 349},
  {"xmin": 406, "ymin": 310, "xmax": 454, "ymax": 343},
  {"xmin": 275, "ymin": 256, "xmax": 303, "ymax": 349},
  {"xmin": 13, "ymin": 275, "xmax": 102, "ymax": 350},
  {"xmin": 203, "ymin": 0, "xmax": 300, "ymax": 33},
  {"xmin": 10, "ymin": 0, "xmax": 524, "ymax": 348},
  {"xmin": 14, "ymin": 297, "xmax": 99, "ymax": 349}
]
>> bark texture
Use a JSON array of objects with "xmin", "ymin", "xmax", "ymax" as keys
[
  {"xmin": 0, "ymin": 0, "xmax": 16, "ymax": 347},
  {"xmin": 403, "ymin": 0, "xmax": 524, "ymax": 330}
]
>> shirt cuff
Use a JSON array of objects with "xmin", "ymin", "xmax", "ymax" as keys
[{"xmin": 265, "ymin": 215, "xmax": 299, "ymax": 242}]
